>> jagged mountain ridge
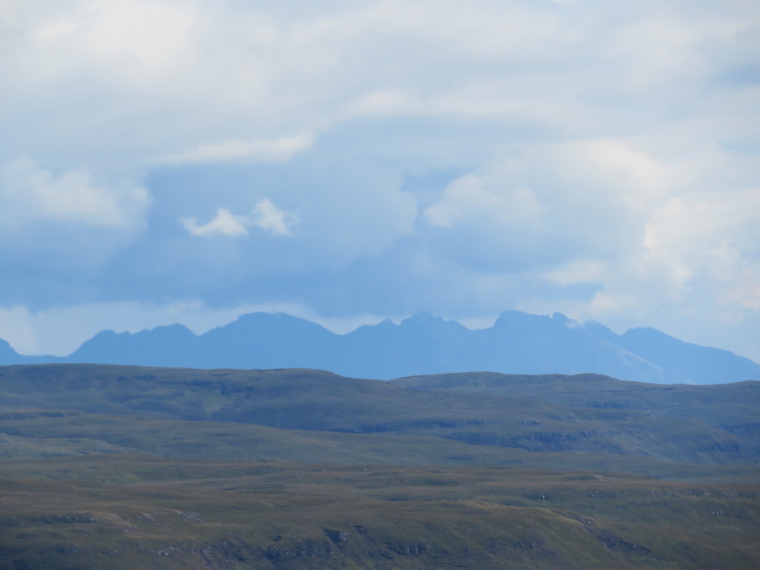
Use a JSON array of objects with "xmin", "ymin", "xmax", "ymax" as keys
[{"xmin": 1, "ymin": 310, "xmax": 758, "ymax": 384}]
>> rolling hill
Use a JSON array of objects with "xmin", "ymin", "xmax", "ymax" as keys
[
  {"xmin": 1, "ymin": 364, "xmax": 759, "ymax": 568},
  {"xmin": 1, "ymin": 364, "xmax": 759, "ymax": 468}
]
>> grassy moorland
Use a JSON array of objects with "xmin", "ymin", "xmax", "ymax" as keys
[
  {"xmin": 0, "ymin": 364, "xmax": 758, "ymax": 568},
  {"xmin": 2, "ymin": 409, "xmax": 760, "ymax": 481},
  {"xmin": 1, "ymin": 457, "xmax": 759, "ymax": 569},
  {"xmin": 391, "ymin": 372, "xmax": 760, "ymax": 436},
  {"xmin": 1, "ymin": 365, "xmax": 757, "ymax": 466}
]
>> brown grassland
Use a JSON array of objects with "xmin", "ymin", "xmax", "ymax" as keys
[{"xmin": 0, "ymin": 365, "xmax": 758, "ymax": 568}]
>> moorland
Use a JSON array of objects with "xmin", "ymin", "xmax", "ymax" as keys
[{"xmin": 0, "ymin": 364, "xmax": 758, "ymax": 569}]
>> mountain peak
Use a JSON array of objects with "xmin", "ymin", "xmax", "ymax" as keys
[
  {"xmin": 399, "ymin": 312, "xmax": 470, "ymax": 334},
  {"xmin": 402, "ymin": 311, "xmax": 439, "ymax": 324},
  {"xmin": 494, "ymin": 310, "xmax": 550, "ymax": 328},
  {"xmin": 551, "ymin": 312, "xmax": 570, "ymax": 324},
  {"xmin": 1, "ymin": 310, "xmax": 757, "ymax": 384},
  {"xmin": 0, "ymin": 338, "xmax": 20, "ymax": 359}
]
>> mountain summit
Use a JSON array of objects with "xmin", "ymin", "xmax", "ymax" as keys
[{"xmin": 0, "ymin": 311, "xmax": 757, "ymax": 384}]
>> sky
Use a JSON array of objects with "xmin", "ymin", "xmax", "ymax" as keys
[{"xmin": 1, "ymin": 0, "xmax": 759, "ymax": 362}]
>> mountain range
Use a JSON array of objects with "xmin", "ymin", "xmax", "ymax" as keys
[{"xmin": 1, "ymin": 310, "xmax": 758, "ymax": 384}]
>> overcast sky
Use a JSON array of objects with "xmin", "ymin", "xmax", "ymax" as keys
[{"xmin": 1, "ymin": 0, "xmax": 759, "ymax": 362}]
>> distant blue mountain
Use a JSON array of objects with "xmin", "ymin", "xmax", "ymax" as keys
[
  {"xmin": 72, "ymin": 324, "xmax": 201, "ymax": 368},
  {"xmin": 0, "ymin": 310, "xmax": 758, "ymax": 384},
  {"xmin": 0, "ymin": 339, "xmax": 51, "ymax": 365},
  {"xmin": 610, "ymin": 326, "xmax": 760, "ymax": 385}
]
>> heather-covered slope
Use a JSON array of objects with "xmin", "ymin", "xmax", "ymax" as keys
[
  {"xmin": 1, "ymin": 364, "xmax": 759, "ymax": 569},
  {"xmin": 1, "ymin": 364, "xmax": 759, "ymax": 467},
  {"xmin": 1, "ymin": 458, "xmax": 758, "ymax": 570},
  {"xmin": 391, "ymin": 371, "xmax": 760, "ymax": 447}
]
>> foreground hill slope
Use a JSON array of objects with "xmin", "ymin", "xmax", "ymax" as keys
[
  {"xmin": 1, "ymin": 457, "xmax": 758, "ymax": 569},
  {"xmin": 1, "ymin": 365, "xmax": 759, "ymax": 568},
  {"xmin": 1, "ymin": 311, "xmax": 758, "ymax": 384}
]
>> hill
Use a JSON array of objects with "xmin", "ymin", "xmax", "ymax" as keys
[
  {"xmin": 1, "ymin": 364, "xmax": 759, "ymax": 568},
  {"xmin": 391, "ymin": 371, "xmax": 760, "ymax": 448},
  {"xmin": 1, "ymin": 364, "xmax": 759, "ymax": 468},
  {"xmin": 2, "ymin": 457, "xmax": 759, "ymax": 569}
]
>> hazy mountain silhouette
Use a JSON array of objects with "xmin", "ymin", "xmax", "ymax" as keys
[
  {"xmin": 611, "ymin": 326, "xmax": 760, "ymax": 385},
  {"xmin": 0, "ymin": 310, "xmax": 758, "ymax": 384},
  {"xmin": 72, "ymin": 324, "xmax": 201, "ymax": 368}
]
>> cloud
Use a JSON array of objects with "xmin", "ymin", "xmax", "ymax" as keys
[
  {"xmin": 643, "ymin": 187, "xmax": 760, "ymax": 306},
  {"xmin": 28, "ymin": 0, "xmax": 197, "ymax": 79},
  {"xmin": 0, "ymin": 156, "xmax": 150, "ymax": 230},
  {"xmin": 253, "ymin": 198, "xmax": 298, "ymax": 236},
  {"xmin": 0, "ymin": 156, "xmax": 151, "ymax": 302},
  {"xmin": 159, "ymin": 134, "xmax": 314, "ymax": 164},
  {"xmin": 0, "ymin": 0, "xmax": 758, "ymax": 363},
  {"xmin": 182, "ymin": 208, "xmax": 249, "ymax": 237},
  {"xmin": 3, "ymin": 0, "xmax": 757, "ymax": 175},
  {"xmin": 0, "ymin": 305, "xmax": 37, "ymax": 355},
  {"xmin": 418, "ymin": 138, "xmax": 685, "ymax": 273},
  {"xmin": 182, "ymin": 199, "xmax": 298, "ymax": 238},
  {"xmin": 546, "ymin": 260, "xmax": 607, "ymax": 287},
  {"xmin": 425, "ymin": 175, "xmax": 544, "ymax": 229}
]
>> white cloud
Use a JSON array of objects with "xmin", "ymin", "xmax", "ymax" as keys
[
  {"xmin": 420, "ymin": 138, "xmax": 686, "ymax": 271},
  {"xmin": 29, "ymin": 0, "xmax": 197, "ymax": 79},
  {"xmin": 252, "ymin": 198, "xmax": 298, "ymax": 236},
  {"xmin": 0, "ymin": 156, "xmax": 149, "ymax": 230},
  {"xmin": 642, "ymin": 187, "xmax": 760, "ymax": 305},
  {"xmin": 0, "ymin": 156, "xmax": 151, "ymax": 273},
  {"xmin": 183, "ymin": 208, "xmax": 249, "ymax": 237},
  {"xmin": 425, "ymin": 174, "xmax": 544, "ymax": 229},
  {"xmin": 159, "ymin": 134, "xmax": 314, "ymax": 164},
  {"xmin": 3, "ymin": 0, "xmax": 757, "ymax": 171},
  {"xmin": 182, "ymin": 199, "xmax": 298, "ymax": 238}
]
